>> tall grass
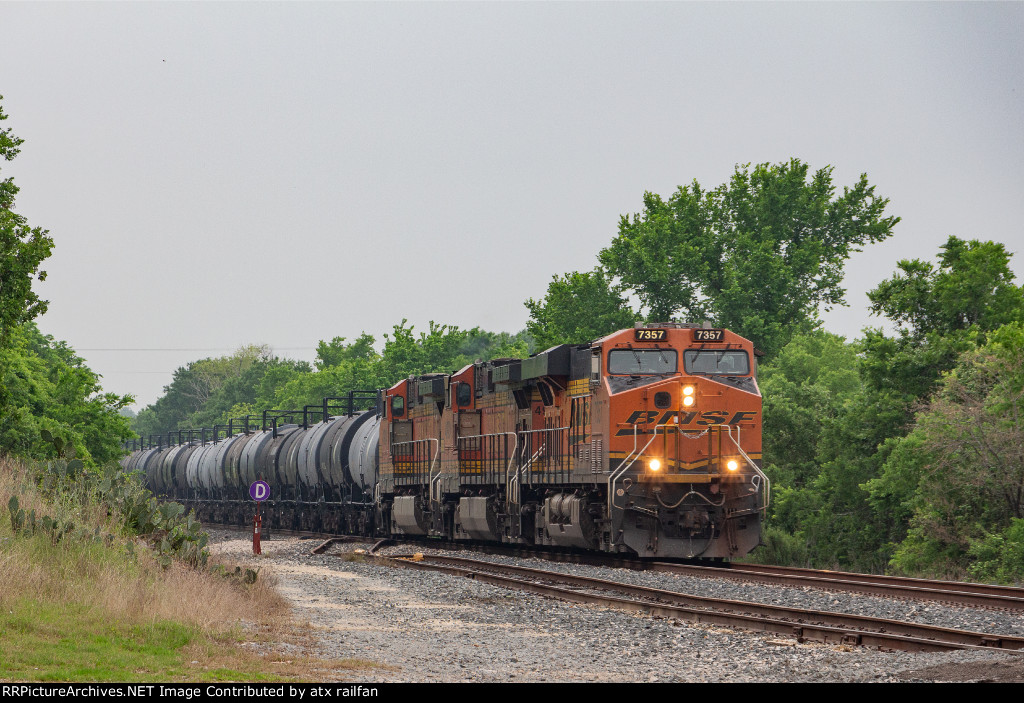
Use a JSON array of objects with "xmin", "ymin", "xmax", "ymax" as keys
[
  {"xmin": 0, "ymin": 454, "xmax": 286, "ymax": 630},
  {"xmin": 0, "ymin": 454, "xmax": 368, "ymax": 682}
]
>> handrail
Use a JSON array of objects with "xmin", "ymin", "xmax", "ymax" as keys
[
  {"xmin": 458, "ymin": 431, "xmax": 518, "ymax": 443},
  {"xmin": 516, "ymin": 426, "xmax": 570, "ymax": 435},
  {"xmin": 392, "ymin": 437, "xmax": 441, "ymax": 505},
  {"xmin": 609, "ymin": 424, "xmax": 664, "ymax": 513},
  {"xmin": 510, "ymin": 427, "xmax": 568, "ymax": 507},
  {"xmin": 456, "ymin": 431, "xmax": 520, "ymax": 513},
  {"xmin": 428, "ymin": 439, "xmax": 443, "ymax": 507},
  {"xmin": 512, "ymin": 445, "xmax": 545, "ymax": 505},
  {"xmin": 722, "ymin": 424, "xmax": 770, "ymax": 513},
  {"xmin": 391, "ymin": 438, "xmax": 438, "ymax": 473},
  {"xmin": 607, "ymin": 422, "xmax": 765, "ymax": 514}
]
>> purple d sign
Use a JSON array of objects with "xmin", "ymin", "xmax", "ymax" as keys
[{"xmin": 249, "ymin": 480, "xmax": 270, "ymax": 502}]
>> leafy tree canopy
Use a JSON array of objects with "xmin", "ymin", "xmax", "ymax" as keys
[
  {"xmin": 248, "ymin": 323, "xmax": 530, "ymax": 425},
  {"xmin": 757, "ymin": 330, "xmax": 860, "ymax": 531},
  {"xmin": 868, "ymin": 236, "xmax": 1024, "ymax": 339},
  {"xmin": 0, "ymin": 323, "xmax": 133, "ymax": 464},
  {"xmin": 861, "ymin": 236, "xmax": 1024, "ymax": 400},
  {"xmin": 131, "ymin": 346, "xmax": 310, "ymax": 438},
  {"xmin": 133, "ymin": 322, "xmax": 533, "ymax": 435},
  {"xmin": 315, "ymin": 333, "xmax": 378, "ymax": 371},
  {"xmin": 371, "ymin": 320, "xmax": 530, "ymax": 386},
  {"xmin": 524, "ymin": 268, "xmax": 639, "ymax": 350},
  {"xmin": 872, "ymin": 323, "xmax": 1024, "ymax": 579},
  {"xmin": 599, "ymin": 158, "xmax": 898, "ymax": 357},
  {"xmin": 768, "ymin": 238, "xmax": 1023, "ymax": 573},
  {"xmin": 0, "ymin": 97, "xmax": 130, "ymax": 466},
  {"xmin": 0, "ymin": 96, "xmax": 53, "ymax": 349}
]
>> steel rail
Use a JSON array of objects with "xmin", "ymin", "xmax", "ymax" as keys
[
  {"xmin": 427, "ymin": 541, "xmax": 1024, "ymax": 610},
  {"xmin": 373, "ymin": 553, "xmax": 1024, "ymax": 653},
  {"xmin": 729, "ymin": 562, "xmax": 1024, "ymax": 599},
  {"xmin": 216, "ymin": 523, "xmax": 1024, "ymax": 610},
  {"xmin": 643, "ymin": 561, "xmax": 1024, "ymax": 611}
]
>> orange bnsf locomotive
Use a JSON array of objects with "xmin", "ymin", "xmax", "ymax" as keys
[
  {"xmin": 380, "ymin": 322, "xmax": 767, "ymax": 558},
  {"xmin": 124, "ymin": 323, "xmax": 767, "ymax": 560}
]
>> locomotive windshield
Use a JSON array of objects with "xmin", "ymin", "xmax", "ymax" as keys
[
  {"xmin": 608, "ymin": 349, "xmax": 677, "ymax": 375},
  {"xmin": 683, "ymin": 350, "xmax": 750, "ymax": 375}
]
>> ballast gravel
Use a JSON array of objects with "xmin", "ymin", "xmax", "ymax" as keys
[
  {"xmin": 209, "ymin": 529, "xmax": 1024, "ymax": 683},
  {"xmin": 372, "ymin": 545, "xmax": 1024, "ymax": 639}
]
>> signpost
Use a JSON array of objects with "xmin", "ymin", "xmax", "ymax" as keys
[{"xmin": 250, "ymin": 480, "xmax": 270, "ymax": 555}]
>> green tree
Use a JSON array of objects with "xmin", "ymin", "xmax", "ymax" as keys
[
  {"xmin": 0, "ymin": 323, "xmax": 133, "ymax": 464},
  {"xmin": 525, "ymin": 268, "xmax": 638, "ymax": 350},
  {"xmin": 599, "ymin": 159, "xmax": 898, "ymax": 357},
  {"xmin": 967, "ymin": 518, "xmax": 1024, "ymax": 584},
  {"xmin": 802, "ymin": 387, "xmax": 911, "ymax": 571},
  {"xmin": 0, "ymin": 98, "xmax": 130, "ymax": 464},
  {"xmin": 135, "ymin": 321, "xmax": 530, "ymax": 434},
  {"xmin": 132, "ymin": 346, "xmax": 310, "ymax": 437},
  {"xmin": 801, "ymin": 238, "xmax": 1024, "ymax": 572},
  {"xmin": 377, "ymin": 320, "xmax": 480, "ymax": 382},
  {"xmin": 0, "ymin": 96, "xmax": 53, "ymax": 349},
  {"xmin": 868, "ymin": 237, "xmax": 1024, "ymax": 338},
  {"xmin": 264, "ymin": 323, "xmax": 533, "ymax": 415},
  {"xmin": 757, "ymin": 331, "xmax": 860, "ymax": 533},
  {"xmin": 862, "ymin": 236, "xmax": 1024, "ymax": 399},
  {"xmin": 315, "ymin": 333, "xmax": 378, "ymax": 370},
  {"xmin": 454, "ymin": 328, "xmax": 532, "ymax": 362},
  {"xmin": 268, "ymin": 361, "xmax": 384, "ymax": 414},
  {"xmin": 872, "ymin": 323, "xmax": 1024, "ymax": 578}
]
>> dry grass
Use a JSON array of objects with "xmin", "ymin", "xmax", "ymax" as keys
[
  {"xmin": 0, "ymin": 455, "xmax": 381, "ymax": 681},
  {"xmin": 102, "ymin": 557, "xmax": 289, "ymax": 633},
  {"xmin": 0, "ymin": 456, "xmax": 284, "ymax": 634},
  {"xmin": 178, "ymin": 641, "xmax": 384, "ymax": 682}
]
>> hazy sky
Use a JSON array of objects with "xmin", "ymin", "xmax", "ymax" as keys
[{"xmin": 1, "ymin": 2, "xmax": 1021, "ymax": 408}]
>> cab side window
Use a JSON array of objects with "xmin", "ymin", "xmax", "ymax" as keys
[
  {"xmin": 391, "ymin": 395, "xmax": 405, "ymax": 417},
  {"xmin": 456, "ymin": 382, "xmax": 472, "ymax": 407}
]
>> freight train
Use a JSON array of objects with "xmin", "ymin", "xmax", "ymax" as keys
[{"xmin": 122, "ymin": 323, "xmax": 769, "ymax": 559}]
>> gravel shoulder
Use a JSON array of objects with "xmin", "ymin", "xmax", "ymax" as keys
[{"xmin": 210, "ymin": 529, "xmax": 1024, "ymax": 683}]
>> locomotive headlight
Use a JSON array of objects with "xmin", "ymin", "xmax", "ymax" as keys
[
  {"xmin": 683, "ymin": 385, "xmax": 695, "ymax": 396},
  {"xmin": 648, "ymin": 459, "xmax": 662, "ymax": 472},
  {"xmin": 682, "ymin": 395, "xmax": 695, "ymax": 407},
  {"xmin": 726, "ymin": 459, "xmax": 739, "ymax": 472}
]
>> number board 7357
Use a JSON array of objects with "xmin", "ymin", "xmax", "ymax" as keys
[
  {"xmin": 634, "ymin": 328, "xmax": 668, "ymax": 342},
  {"xmin": 692, "ymin": 329, "xmax": 725, "ymax": 342}
]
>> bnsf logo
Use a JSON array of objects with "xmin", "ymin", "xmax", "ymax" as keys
[{"xmin": 615, "ymin": 410, "xmax": 757, "ymax": 436}]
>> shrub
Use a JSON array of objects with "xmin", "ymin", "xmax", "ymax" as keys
[{"xmin": 967, "ymin": 519, "xmax": 1024, "ymax": 585}]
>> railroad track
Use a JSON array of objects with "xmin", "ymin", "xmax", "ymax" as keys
[
  {"xmin": 642, "ymin": 561, "xmax": 1024, "ymax": 611},
  {"xmin": 214, "ymin": 525, "xmax": 1024, "ymax": 652},
  {"xmin": 424, "ymin": 543, "xmax": 1024, "ymax": 611},
  {"xmin": 219, "ymin": 522, "xmax": 1024, "ymax": 610},
  {"xmin": 363, "ymin": 551, "xmax": 1024, "ymax": 654},
  {"xmin": 735, "ymin": 562, "xmax": 1024, "ymax": 599}
]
